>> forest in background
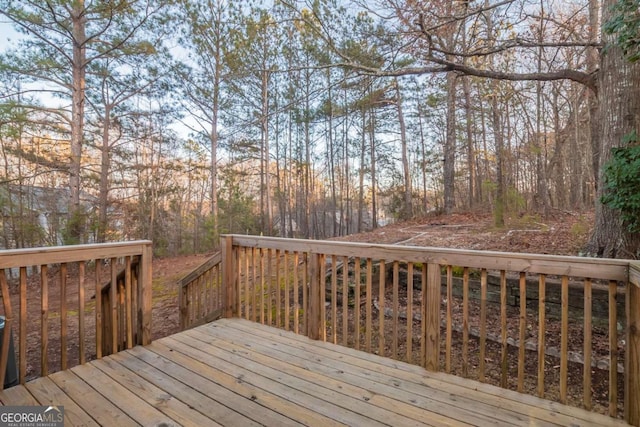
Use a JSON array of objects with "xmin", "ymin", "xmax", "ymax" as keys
[{"xmin": 0, "ymin": 0, "xmax": 638, "ymax": 258}]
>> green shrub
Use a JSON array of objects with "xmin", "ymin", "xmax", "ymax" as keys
[{"xmin": 601, "ymin": 131, "xmax": 640, "ymax": 233}]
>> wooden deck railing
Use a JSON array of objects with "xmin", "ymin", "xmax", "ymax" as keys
[
  {"xmin": 178, "ymin": 251, "xmax": 224, "ymax": 330},
  {"xmin": 176, "ymin": 235, "xmax": 640, "ymax": 424},
  {"xmin": 0, "ymin": 241, "xmax": 153, "ymax": 389}
]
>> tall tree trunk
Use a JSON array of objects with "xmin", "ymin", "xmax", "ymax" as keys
[
  {"xmin": 261, "ymin": 69, "xmax": 273, "ymax": 235},
  {"xmin": 587, "ymin": 0, "xmax": 600, "ymax": 195},
  {"xmin": 462, "ymin": 76, "xmax": 476, "ymax": 208},
  {"xmin": 395, "ymin": 79, "xmax": 413, "ymax": 220},
  {"xmin": 417, "ymin": 101, "xmax": 429, "ymax": 214},
  {"xmin": 443, "ymin": 71, "xmax": 457, "ymax": 213},
  {"xmin": 491, "ymin": 92, "xmax": 505, "ymax": 228},
  {"xmin": 587, "ymin": 0, "xmax": 640, "ymax": 258},
  {"xmin": 68, "ymin": 2, "xmax": 87, "ymax": 243},
  {"xmin": 98, "ymin": 104, "xmax": 112, "ymax": 243},
  {"xmin": 358, "ymin": 108, "xmax": 366, "ymax": 232},
  {"xmin": 327, "ymin": 70, "xmax": 337, "ymax": 236}
]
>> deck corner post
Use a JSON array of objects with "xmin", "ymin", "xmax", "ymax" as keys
[
  {"xmin": 222, "ymin": 235, "xmax": 237, "ymax": 318},
  {"xmin": 626, "ymin": 262, "xmax": 640, "ymax": 426},
  {"xmin": 425, "ymin": 263, "xmax": 441, "ymax": 372},
  {"xmin": 308, "ymin": 252, "xmax": 322, "ymax": 341},
  {"xmin": 140, "ymin": 242, "xmax": 153, "ymax": 346}
]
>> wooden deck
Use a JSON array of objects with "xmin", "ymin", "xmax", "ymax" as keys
[{"xmin": 0, "ymin": 318, "xmax": 630, "ymax": 426}]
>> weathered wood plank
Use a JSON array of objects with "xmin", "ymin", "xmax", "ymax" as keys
[
  {"xmin": 25, "ymin": 377, "xmax": 98, "ymax": 426},
  {"xmin": 160, "ymin": 334, "xmax": 371, "ymax": 426},
  {"xmin": 113, "ymin": 349, "xmax": 264, "ymax": 426},
  {"xmin": 0, "ymin": 385, "xmax": 39, "ymax": 406},
  {"xmin": 223, "ymin": 318, "xmax": 628, "ymax": 426},
  {"xmin": 146, "ymin": 340, "xmax": 344, "ymax": 426},
  {"xmin": 72, "ymin": 363, "xmax": 173, "ymax": 426},
  {"xmin": 48, "ymin": 370, "xmax": 137, "ymax": 427},
  {"xmin": 178, "ymin": 329, "xmax": 428, "ymax": 427},
  {"xmin": 90, "ymin": 355, "xmax": 221, "ymax": 427},
  {"xmin": 195, "ymin": 324, "xmax": 515, "ymax": 426},
  {"xmin": 0, "ymin": 317, "xmax": 632, "ymax": 427}
]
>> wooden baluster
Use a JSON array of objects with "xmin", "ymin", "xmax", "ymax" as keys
[
  {"xmin": 463, "ymin": 267, "xmax": 470, "ymax": 377},
  {"xmin": 95, "ymin": 260, "xmax": 103, "ymax": 359},
  {"xmin": 18, "ymin": 267, "xmax": 26, "ymax": 383},
  {"xmin": 125, "ymin": 257, "xmax": 133, "ymax": 349},
  {"xmin": 517, "ymin": 272, "xmax": 526, "ymax": 393},
  {"xmin": 267, "ymin": 249, "xmax": 273, "ymax": 326},
  {"xmin": 354, "ymin": 258, "xmax": 361, "ymax": 350},
  {"xmin": 479, "ymin": 269, "xmax": 487, "ymax": 382},
  {"xmin": 424, "ymin": 263, "xmax": 440, "ymax": 372},
  {"xmin": 500, "ymin": 270, "xmax": 508, "ymax": 388},
  {"xmin": 275, "ymin": 249, "xmax": 281, "ymax": 327},
  {"xmin": 378, "ymin": 260, "xmax": 386, "ymax": 357},
  {"xmin": 406, "ymin": 262, "xmax": 413, "ymax": 364},
  {"xmin": 560, "ymin": 275, "xmax": 569, "ymax": 404},
  {"xmin": 445, "ymin": 265, "xmax": 452, "ymax": 373},
  {"xmin": 60, "ymin": 264, "xmax": 67, "ymax": 372},
  {"xmin": 110, "ymin": 259, "xmax": 117, "ymax": 355},
  {"xmin": 320, "ymin": 254, "xmax": 326, "ymax": 342},
  {"xmin": 365, "ymin": 258, "xmax": 372, "ymax": 353},
  {"xmin": 584, "ymin": 278, "xmax": 592, "ymax": 410},
  {"xmin": 537, "ymin": 274, "xmax": 546, "ymax": 398},
  {"xmin": 392, "ymin": 261, "xmax": 399, "ymax": 359},
  {"xmin": 331, "ymin": 255, "xmax": 338, "ymax": 344},
  {"xmin": 609, "ymin": 279, "xmax": 618, "ymax": 417},
  {"xmin": 421, "ymin": 263, "xmax": 428, "ymax": 369},
  {"xmin": 0, "ymin": 269, "xmax": 13, "ymax": 389},
  {"xmin": 284, "ymin": 251, "xmax": 289, "ymax": 331},
  {"xmin": 302, "ymin": 253, "xmax": 308, "ymax": 336},
  {"xmin": 41, "ymin": 265, "xmax": 49, "ymax": 376},
  {"xmin": 78, "ymin": 261, "xmax": 86, "ymax": 363},
  {"xmin": 260, "ymin": 248, "xmax": 265, "ymax": 325}
]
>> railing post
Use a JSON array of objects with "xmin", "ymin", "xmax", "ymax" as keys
[
  {"xmin": 424, "ymin": 263, "xmax": 441, "ymax": 371},
  {"xmin": 308, "ymin": 253, "xmax": 322, "ymax": 340},
  {"xmin": 139, "ymin": 242, "xmax": 153, "ymax": 346},
  {"xmin": 222, "ymin": 236, "xmax": 237, "ymax": 318},
  {"xmin": 626, "ymin": 262, "xmax": 640, "ymax": 426},
  {"xmin": 0, "ymin": 271, "xmax": 14, "ymax": 390}
]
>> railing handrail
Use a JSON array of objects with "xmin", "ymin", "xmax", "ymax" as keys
[
  {"xmin": 0, "ymin": 240, "xmax": 153, "ymax": 268},
  {"xmin": 225, "ymin": 234, "xmax": 630, "ymax": 281},
  {"xmin": 178, "ymin": 251, "xmax": 222, "ymax": 288}
]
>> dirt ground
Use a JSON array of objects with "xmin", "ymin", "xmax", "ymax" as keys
[{"xmin": 334, "ymin": 210, "xmax": 593, "ymax": 256}]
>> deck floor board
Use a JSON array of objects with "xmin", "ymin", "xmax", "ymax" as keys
[{"xmin": 0, "ymin": 318, "xmax": 631, "ymax": 426}]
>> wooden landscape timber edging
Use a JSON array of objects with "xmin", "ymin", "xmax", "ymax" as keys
[
  {"xmin": 0, "ymin": 241, "xmax": 153, "ymax": 390},
  {"xmin": 208, "ymin": 235, "xmax": 640, "ymax": 425}
]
